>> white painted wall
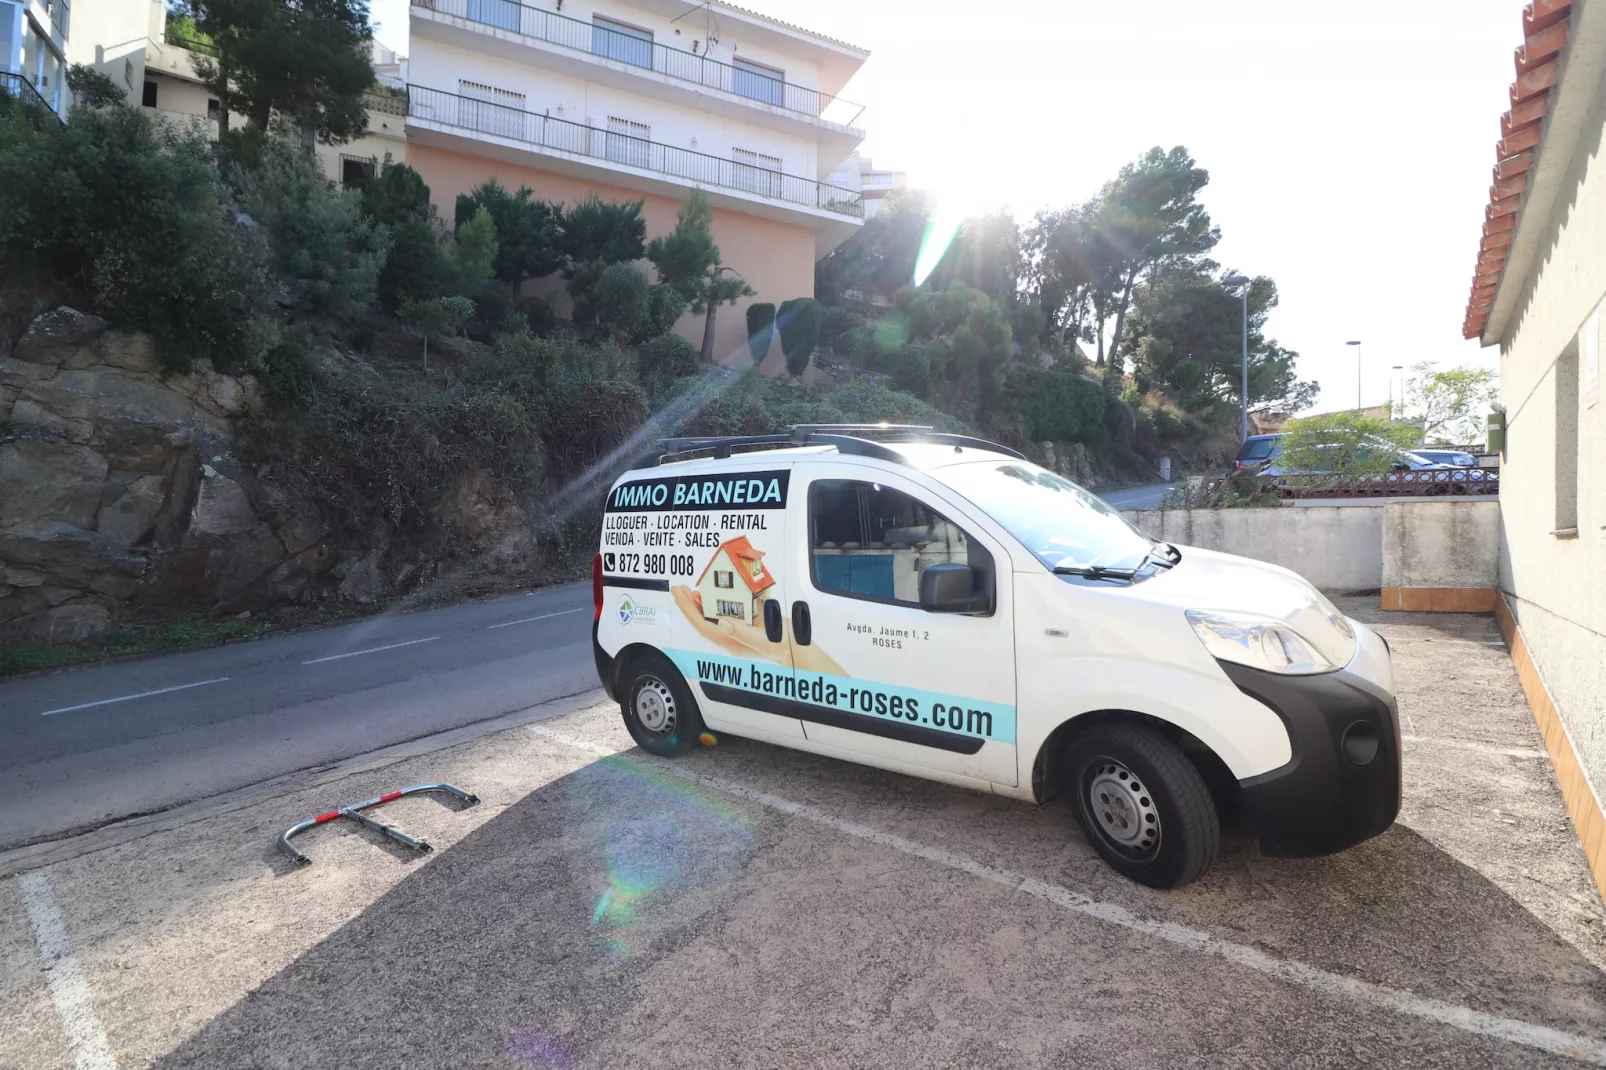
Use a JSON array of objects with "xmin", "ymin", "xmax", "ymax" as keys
[
  {"xmin": 1494, "ymin": 50, "xmax": 1606, "ymax": 790},
  {"xmin": 1122, "ymin": 506, "xmax": 1385, "ymax": 592},
  {"xmin": 1381, "ymin": 500, "xmax": 1500, "ymax": 591},
  {"xmin": 64, "ymin": 0, "xmax": 156, "ymax": 106},
  {"xmin": 410, "ymin": 36, "xmax": 817, "ymax": 180}
]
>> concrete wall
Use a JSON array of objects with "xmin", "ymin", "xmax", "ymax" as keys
[
  {"xmin": 1381, "ymin": 500, "xmax": 1500, "ymax": 589},
  {"xmin": 1493, "ymin": 41, "xmax": 1606, "ymax": 802},
  {"xmin": 1120, "ymin": 506, "xmax": 1384, "ymax": 592},
  {"xmin": 409, "ymin": 140, "xmax": 816, "ymax": 365}
]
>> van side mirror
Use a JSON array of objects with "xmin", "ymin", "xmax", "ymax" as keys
[{"xmin": 919, "ymin": 563, "xmax": 991, "ymax": 614}]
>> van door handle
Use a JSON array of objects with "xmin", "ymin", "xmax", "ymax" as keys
[
  {"xmin": 791, "ymin": 601, "xmax": 812, "ymax": 646},
  {"xmin": 763, "ymin": 598, "xmax": 783, "ymax": 643}
]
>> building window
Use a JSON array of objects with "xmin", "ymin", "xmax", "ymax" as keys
[
  {"xmin": 458, "ymin": 79, "xmax": 524, "ymax": 139},
  {"xmin": 732, "ymin": 58, "xmax": 783, "ymax": 106},
  {"xmin": 592, "ymin": 16, "xmax": 652, "ymax": 69},
  {"xmin": 123, "ymin": 57, "xmax": 133, "ymax": 89},
  {"xmin": 340, "ymin": 154, "xmax": 375, "ymax": 189},
  {"xmin": 734, "ymin": 147, "xmax": 783, "ymax": 198},
  {"xmin": 142, "ymin": 79, "xmax": 157, "ymax": 107},
  {"xmin": 206, "ymin": 97, "xmax": 221, "ymax": 120},
  {"xmin": 716, "ymin": 599, "xmax": 744, "ymax": 619},
  {"xmin": 713, "ymin": 570, "xmax": 734, "ymax": 589},
  {"xmin": 605, "ymin": 116, "xmax": 649, "ymax": 168},
  {"xmin": 1555, "ymin": 340, "xmax": 1580, "ymax": 533},
  {"xmin": 466, "ymin": 0, "xmax": 519, "ymax": 32}
]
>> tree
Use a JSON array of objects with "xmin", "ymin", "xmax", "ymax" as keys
[
  {"xmin": 647, "ymin": 191, "xmax": 752, "ymax": 360},
  {"xmin": 398, "ymin": 295, "xmax": 472, "ymax": 368},
  {"xmin": 1277, "ymin": 412, "xmax": 1422, "ymax": 488},
  {"xmin": 65, "ymin": 64, "xmax": 127, "ymax": 109},
  {"xmin": 454, "ymin": 179, "xmax": 561, "ymax": 296},
  {"xmin": 1398, "ymin": 363, "xmax": 1496, "ymax": 443},
  {"xmin": 1085, "ymin": 146, "xmax": 1219, "ymax": 369},
  {"xmin": 560, "ymin": 194, "xmax": 646, "ymax": 330},
  {"xmin": 185, "ymin": 0, "xmax": 374, "ymax": 147},
  {"xmin": 746, "ymin": 302, "xmax": 775, "ymax": 362},
  {"xmin": 776, "ymin": 298, "xmax": 823, "ymax": 377},
  {"xmin": 236, "ymin": 134, "xmax": 388, "ymax": 317},
  {"xmin": 452, "ymin": 204, "xmax": 499, "ymax": 296},
  {"xmin": 815, "ymin": 189, "xmax": 932, "ymax": 308},
  {"xmin": 358, "ymin": 155, "xmax": 456, "ymax": 310}
]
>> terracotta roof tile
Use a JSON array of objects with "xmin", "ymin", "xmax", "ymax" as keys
[{"xmin": 1464, "ymin": 3, "xmax": 1572, "ymax": 340}]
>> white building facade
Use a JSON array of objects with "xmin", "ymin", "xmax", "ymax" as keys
[{"xmin": 406, "ymin": 0, "xmax": 868, "ymax": 363}]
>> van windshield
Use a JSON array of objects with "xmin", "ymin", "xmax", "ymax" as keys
[
  {"xmin": 939, "ymin": 461, "xmax": 1155, "ymax": 571},
  {"xmin": 1240, "ymin": 438, "xmax": 1280, "ymax": 461}
]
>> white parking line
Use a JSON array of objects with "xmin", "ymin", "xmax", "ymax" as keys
[
  {"xmin": 529, "ymin": 725, "xmax": 1606, "ymax": 1066},
  {"xmin": 302, "ymin": 637, "xmax": 440, "ymax": 665},
  {"xmin": 19, "ymin": 871, "xmax": 118, "ymax": 1070},
  {"xmin": 38, "ymin": 677, "xmax": 231, "ymax": 717},
  {"xmin": 486, "ymin": 608, "xmax": 588, "ymax": 630}
]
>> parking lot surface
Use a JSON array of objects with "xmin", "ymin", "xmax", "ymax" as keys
[{"xmin": 3, "ymin": 600, "xmax": 1605, "ymax": 1068}]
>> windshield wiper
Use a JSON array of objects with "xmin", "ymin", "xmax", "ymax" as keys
[{"xmin": 1052, "ymin": 564, "xmax": 1139, "ymax": 581}]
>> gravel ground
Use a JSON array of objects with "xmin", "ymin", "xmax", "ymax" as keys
[{"xmin": 2, "ymin": 598, "xmax": 1603, "ymax": 1069}]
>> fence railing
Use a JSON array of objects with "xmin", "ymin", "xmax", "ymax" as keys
[
  {"xmin": 164, "ymin": 32, "xmax": 216, "ymax": 55},
  {"xmin": 1275, "ymin": 468, "xmax": 1500, "ymax": 499},
  {"xmin": 1, "ymin": 71, "xmax": 61, "ymax": 119},
  {"xmin": 412, "ymin": 0, "xmax": 864, "ymax": 128},
  {"xmin": 407, "ymin": 84, "xmax": 864, "ymax": 218}
]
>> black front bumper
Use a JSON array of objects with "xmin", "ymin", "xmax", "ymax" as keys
[{"xmin": 1220, "ymin": 660, "xmax": 1402, "ymax": 857}]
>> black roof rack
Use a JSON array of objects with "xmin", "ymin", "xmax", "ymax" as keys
[{"xmin": 629, "ymin": 423, "xmax": 1025, "ymax": 471}]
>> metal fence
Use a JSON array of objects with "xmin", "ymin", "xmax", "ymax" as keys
[
  {"xmin": 1, "ymin": 72, "xmax": 60, "ymax": 120},
  {"xmin": 413, "ymin": 0, "xmax": 864, "ymax": 128},
  {"xmin": 1278, "ymin": 468, "xmax": 1500, "ymax": 498},
  {"xmin": 407, "ymin": 84, "xmax": 864, "ymax": 217}
]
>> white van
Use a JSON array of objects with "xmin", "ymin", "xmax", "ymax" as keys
[{"xmin": 592, "ymin": 425, "xmax": 1400, "ymax": 888}]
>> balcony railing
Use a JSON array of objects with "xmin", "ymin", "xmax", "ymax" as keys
[
  {"xmin": 163, "ymin": 32, "xmax": 217, "ymax": 56},
  {"xmin": 412, "ymin": 0, "xmax": 865, "ymax": 129},
  {"xmin": 1, "ymin": 71, "xmax": 62, "ymax": 120},
  {"xmin": 407, "ymin": 84, "xmax": 863, "ymax": 218}
]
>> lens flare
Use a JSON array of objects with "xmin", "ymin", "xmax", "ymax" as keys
[
  {"xmin": 580, "ymin": 755, "xmax": 756, "ymax": 957},
  {"xmin": 698, "ymin": 731, "xmax": 718, "ymax": 746},
  {"xmin": 913, "ymin": 202, "xmax": 966, "ymax": 288}
]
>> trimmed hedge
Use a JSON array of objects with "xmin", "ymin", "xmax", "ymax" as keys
[
  {"xmin": 776, "ymin": 297, "xmax": 823, "ymax": 377},
  {"xmin": 1006, "ymin": 366, "xmax": 1108, "ymax": 443},
  {"xmin": 745, "ymin": 301, "xmax": 775, "ymax": 361}
]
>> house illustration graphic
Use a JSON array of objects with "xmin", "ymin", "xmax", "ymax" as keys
[{"xmin": 694, "ymin": 536, "xmax": 776, "ymax": 624}]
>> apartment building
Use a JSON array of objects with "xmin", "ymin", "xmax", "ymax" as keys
[
  {"xmin": 1462, "ymin": 0, "xmax": 1606, "ymax": 893},
  {"xmin": 1, "ymin": 0, "xmax": 71, "ymax": 115},
  {"xmin": 405, "ymin": 0, "xmax": 869, "ymax": 363},
  {"xmin": 827, "ymin": 152, "xmax": 906, "ymax": 219}
]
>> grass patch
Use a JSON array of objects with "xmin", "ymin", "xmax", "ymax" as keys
[{"xmin": 0, "ymin": 605, "xmax": 365, "ymax": 679}]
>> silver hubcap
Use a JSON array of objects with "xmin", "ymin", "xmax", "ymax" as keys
[
  {"xmin": 634, "ymin": 678, "xmax": 676, "ymax": 734},
  {"xmin": 1088, "ymin": 760, "xmax": 1160, "ymax": 853}
]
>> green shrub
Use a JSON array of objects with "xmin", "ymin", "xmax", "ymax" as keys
[
  {"xmin": 0, "ymin": 100, "xmax": 274, "ymax": 372},
  {"xmin": 591, "ymin": 261, "xmax": 651, "ymax": 340},
  {"xmin": 235, "ymin": 135, "xmax": 388, "ymax": 318},
  {"xmin": 1006, "ymin": 366, "xmax": 1105, "ymax": 442},
  {"xmin": 746, "ymin": 301, "xmax": 775, "ymax": 361},
  {"xmin": 777, "ymin": 297, "xmax": 822, "ymax": 377},
  {"xmin": 637, "ymin": 332, "xmax": 703, "ymax": 408}
]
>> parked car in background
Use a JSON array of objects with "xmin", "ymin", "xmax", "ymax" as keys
[
  {"xmin": 1233, "ymin": 434, "xmax": 1284, "ymax": 470},
  {"xmin": 1412, "ymin": 448, "xmax": 1480, "ymax": 467},
  {"xmin": 1258, "ymin": 441, "xmax": 1450, "ymax": 479}
]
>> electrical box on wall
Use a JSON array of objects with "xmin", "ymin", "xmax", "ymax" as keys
[{"xmin": 1487, "ymin": 409, "xmax": 1506, "ymax": 456}]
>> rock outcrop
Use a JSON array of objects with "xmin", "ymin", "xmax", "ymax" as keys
[{"xmin": 0, "ymin": 309, "xmax": 305, "ymax": 640}]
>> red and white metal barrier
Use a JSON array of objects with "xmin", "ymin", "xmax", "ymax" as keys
[{"xmin": 277, "ymin": 783, "xmax": 479, "ymax": 867}]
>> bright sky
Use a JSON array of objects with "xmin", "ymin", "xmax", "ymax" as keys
[{"xmin": 371, "ymin": 0, "xmax": 1519, "ymax": 413}]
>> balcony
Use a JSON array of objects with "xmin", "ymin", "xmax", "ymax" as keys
[
  {"xmin": 411, "ymin": 0, "xmax": 865, "ymax": 138},
  {"xmin": 1, "ymin": 71, "xmax": 62, "ymax": 120},
  {"xmin": 407, "ymin": 83, "xmax": 863, "ymax": 224}
]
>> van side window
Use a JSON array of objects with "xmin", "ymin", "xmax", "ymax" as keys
[{"xmin": 808, "ymin": 480, "xmax": 991, "ymax": 607}]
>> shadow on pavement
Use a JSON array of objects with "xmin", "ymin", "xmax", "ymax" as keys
[{"xmin": 145, "ymin": 731, "xmax": 1606, "ymax": 1070}]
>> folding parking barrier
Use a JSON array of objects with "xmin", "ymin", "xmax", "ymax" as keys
[{"xmin": 277, "ymin": 783, "xmax": 479, "ymax": 867}]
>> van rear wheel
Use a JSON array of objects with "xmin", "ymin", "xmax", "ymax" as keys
[
  {"xmin": 619, "ymin": 651, "xmax": 704, "ymax": 757},
  {"xmin": 1065, "ymin": 722, "xmax": 1219, "ymax": 889}
]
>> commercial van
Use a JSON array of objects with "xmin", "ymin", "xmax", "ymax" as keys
[{"xmin": 592, "ymin": 425, "xmax": 1400, "ymax": 888}]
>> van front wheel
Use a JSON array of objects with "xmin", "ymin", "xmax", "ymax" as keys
[
  {"xmin": 1065, "ymin": 722, "xmax": 1219, "ymax": 889},
  {"xmin": 619, "ymin": 652, "xmax": 704, "ymax": 757}
]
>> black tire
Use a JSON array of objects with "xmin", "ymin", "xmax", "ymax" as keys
[
  {"xmin": 1064, "ymin": 722, "xmax": 1219, "ymax": 889},
  {"xmin": 618, "ymin": 651, "xmax": 705, "ymax": 757}
]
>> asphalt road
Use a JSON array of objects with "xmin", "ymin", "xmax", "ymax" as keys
[
  {"xmin": 1098, "ymin": 480, "xmax": 1179, "ymax": 510},
  {"xmin": 0, "ymin": 583, "xmax": 596, "ymax": 849}
]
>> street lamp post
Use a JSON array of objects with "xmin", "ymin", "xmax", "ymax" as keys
[
  {"xmin": 1389, "ymin": 364, "xmax": 1403, "ymax": 416},
  {"xmin": 1223, "ymin": 275, "xmax": 1251, "ymax": 442},
  {"xmin": 1347, "ymin": 340, "xmax": 1362, "ymax": 411}
]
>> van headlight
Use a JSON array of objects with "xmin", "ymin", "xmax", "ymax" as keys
[{"xmin": 1186, "ymin": 610, "xmax": 1338, "ymax": 675}]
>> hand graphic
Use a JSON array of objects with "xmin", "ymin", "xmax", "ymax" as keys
[{"xmin": 670, "ymin": 585, "xmax": 845, "ymax": 676}]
